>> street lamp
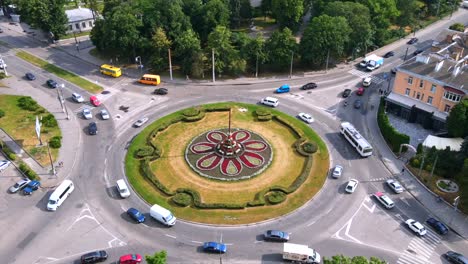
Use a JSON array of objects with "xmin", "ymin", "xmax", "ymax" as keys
[
  {"xmin": 60, "ymin": 84, "xmax": 70, "ymax": 120},
  {"xmin": 135, "ymin": 56, "xmax": 143, "ymax": 74}
]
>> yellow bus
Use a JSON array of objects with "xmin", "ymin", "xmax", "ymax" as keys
[
  {"xmin": 138, "ymin": 74, "xmax": 161, "ymax": 85},
  {"xmin": 100, "ymin": 64, "xmax": 122, "ymax": 78}
]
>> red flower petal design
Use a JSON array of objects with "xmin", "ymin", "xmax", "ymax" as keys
[
  {"xmin": 196, "ymin": 153, "xmax": 222, "ymax": 170},
  {"xmin": 231, "ymin": 130, "xmax": 250, "ymax": 142},
  {"xmin": 191, "ymin": 142, "xmax": 216, "ymax": 154},
  {"xmin": 243, "ymin": 141, "xmax": 268, "ymax": 152},
  {"xmin": 221, "ymin": 158, "xmax": 242, "ymax": 175},
  {"xmin": 206, "ymin": 131, "xmax": 226, "ymax": 143},
  {"xmin": 239, "ymin": 151, "xmax": 264, "ymax": 168}
]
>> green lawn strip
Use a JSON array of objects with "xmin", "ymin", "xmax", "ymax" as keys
[
  {"xmin": 16, "ymin": 51, "xmax": 103, "ymax": 94},
  {"xmin": 0, "ymin": 95, "xmax": 61, "ymax": 166}
]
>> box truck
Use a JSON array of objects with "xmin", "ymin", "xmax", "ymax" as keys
[{"xmin": 283, "ymin": 243, "xmax": 321, "ymax": 263}]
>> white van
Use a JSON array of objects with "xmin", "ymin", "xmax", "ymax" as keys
[
  {"xmin": 362, "ymin": 77, "xmax": 372, "ymax": 87},
  {"xmin": 116, "ymin": 179, "xmax": 130, "ymax": 198},
  {"xmin": 260, "ymin": 97, "xmax": 279, "ymax": 107},
  {"xmin": 150, "ymin": 204, "xmax": 176, "ymax": 226},
  {"xmin": 463, "ymin": 1, "xmax": 468, "ymax": 8},
  {"xmin": 47, "ymin": 180, "xmax": 74, "ymax": 211}
]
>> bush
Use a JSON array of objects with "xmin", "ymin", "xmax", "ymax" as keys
[
  {"xmin": 17, "ymin": 96, "xmax": 40, "ymax": 111},
  {"xmin": 302, "ymin": 142, "xmax": 318, "ymax": 154},
  {"xmin": 266, "ymin": 191, "xmax": 286, "ymax": 204},
  {"xmin": 182, "ymin": 107, "xmax": 201, "ymax": 117},
  {"xmin": 377, "ymin": 98, "xmax": 410, "ymax": 152},
  {"xmin": 42, "ymin": 114, "xmax": 58, "ymax": 127},
  {"xmin": 172, "ymin": 192, "xmax": 192, "ymax": 207},
  {"xmin": 449, "ymin": 23, "xmax": 465, "ymax": 32},
  {"xmin": 273, "ymin": 115, "xmax": 303, "ymax": 138},
  {"xmin": 141, "ymin": 159, "xmax": 174, "ymax": 196},
  {"xmin": 48, "ymin": 136, "xmax": 62, "ymax": 148},
  {"xmin": 18, "ymin": 162, "xmax": 40, "ymax": 181},
  {"xmin": 410, "ymin": 158, "xmax": 420, "ymax": 167},
  {"xmin": 135, "ymin": 146, "xmax": 154, "ymax": 158},
  {"xmin": 0, "ymin": 72, "xmax": 6, "ymax": 79},
  {"xmin": 417, "ymin": 143, "xmax": 423, "ymax": 154},
  {"xmin": 0, "ymin": 140, "xmax": 17, "ymax": 161},
  {"xmin": 255, "ymin": 109, "xmax": 272, "ymax": 121},
  {"xmin": 0, "ymin": 109, "xmax": 5, "ymax": 118}
]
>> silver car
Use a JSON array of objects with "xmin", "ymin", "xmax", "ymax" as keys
[
  {"xmin": 100, "ymin": 109, "xmax": 110, "ymax": 120},
  {"xmin": 0, "ymin": 160, "xmax": 11, "ymax": 171},
  {"xmin": 134, "ymin": 117, "xmax": 149, "ymax": 127},
  {"xmin": 332, "ymin": 165, "xmax": 343, "ymax": 178},
  {"xmin": 9, "ymin": 178, "xmax": 31, "ymax": 193},
  {"xmin": 386, "ymin": 179, "xmax": 403, "ymax": 193},
  {"xmin": 82, "ymin": 108, "xmax": 92, "ymax": 119}
]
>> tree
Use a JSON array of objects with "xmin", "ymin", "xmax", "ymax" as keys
[
  {"xmin": 206, "ymin": 26, "xmax": 245, "ymax": 75},
  {"xmin": 191, "ymin": 51, "xmax": 208, "ymax": 78},
  {"xmin": 237, "ymin": 33, "xmax": 266, "ymax": 72},
  {"xmin": 265, "ymin": 27, "xmax": 297, "ymax": 69},
  {"xmin": 174, "ymin": 29, "xmax": 202, "ymax": 74},
  {"xmin": 200, "ymin": 0, "xmax": 230, "ymax": 41},
  {"xmin": 300, "ymin": 15, "xmax": 351, "ymax": 66},
  {"xmin": 149, "ymin": 28, "xmax": 172, "ymax": 72},
  {"xmin": 271, "ymin": 0, "xmax": 304, "ymax": 30},
  {"xmin": 449, "ymin": 23, "xmax": 465, "ymax": 32},
  {"xmin": 356, "ymin": 0, "xmax": 399, "ymax": 45},
  {"xmin": 260, "ymin": 0, "xmax": 273, "ymax": 19},
  {"xmin": 323, "ymin": 255, "xmax": 387, "ymax": 264},
  {"xmin": 146, "ymin": 250, "xmax": 167, "ymax": 264},
  {"xmin": 395, "ymin": 0, "xmax": 419, "ymax": 29},
  {"xmin": 83, "ymin": 0, "xmax": 100, "ymax": 20},
  {"xmin": 446, "ymin": 99, "xmax": 468, "ymax": 137},
  {"xmin": 461, "ymin": 137, "xmax": 468, "ymax": 157}
]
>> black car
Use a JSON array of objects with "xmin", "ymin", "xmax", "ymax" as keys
[
  {"xmin": 407, "ymin": 37, "xmax": 418, "ymax": 45},
  {"xmin": 88, "ymin": 122, "xmax": 98, "ymax": 135},
  {"xmin": 264, "ymin": 230, "xmax": 289, "ymax": 242},
  {"xmin": 342, "ymin": 89, "xmax": 352, "ymax": 98},
  {"xmin": 353, "ymin": 99, "xmax": 362, "ymax": 109},
  {"xmin": 426, "ymin": 218, "xmax": 448, "ymax": 235},
  {"xmin": 154, "ymin": 88, "xmax": 168, "ymax": 95},
  {"xmin": 46, "ymin": 79, "xmax": 58, "ymax": 88},
  {"xmin": 25, "ymin": 73, "xmax": 36, "ymax": 80},
  {"xmin": 391, "ymin": 68, "xmax": 397, "ymax": 74},
  {"xmin": 0, "ymin": 28, "xmax": 3, "ymax": 33},
  {"xmin": 383, "ymin": 51, "xmax": 395, "ymax": 58},
  {"xmin": 444, "ymin": 251, "xmax": 468, "ymax": 264},
  {"xmin": 80, "ymin": 250, "xmax": 108, "ymax": 264},
  {"xmin": 413, "ymin": 49, "xmax": 423, "ymax": 56},
  {"xmin": 301, "ymin": 82, "xmax": 317, "ymax": 90}
]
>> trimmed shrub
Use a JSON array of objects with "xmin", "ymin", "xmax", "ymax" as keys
[
  {"xmin": 302, "ymin": 142, "xmax": 318, "ymax": 154},
  {"xmin": 42, "ymin": 114, "xmax": 58, "ymax": 127},
  {"xmin": 48, "ymin": 136, "xmax": 62, "ymax": 149},
  {"xmin": 272, "ymin": 115, "xmax": 303, "ymax": 138},
  {"xmin": 183, "ymin": 107, "xmax": 201, "ymax": 117},
  {"xmin": 182, "ymin": 111, "xmax": 205, "ymax": 122},
  {"xmin": 410, "ymin": 158, "xmax": 420, "ymax": 167},
  {"xmin": 135, "ymin": 146, "xmax": 154, "ymax": 158},
  {"xmin": 172, "ymin": 192, "xmax": 192, "ymax": 207},
  {"xmin": 0, "ymin": 140, "xmax": 17, "ymax": 161},
  {"xmin": 287, "ymin": 156, "xmax": 313, "ymax": 192},
  {"xmin": 266, "ymin": 191, "xmax": 286, "ymax": 204},
  {"xmin": 18, "ymin": 162, "xmax": 40, "ymax": 181},
  {"xmin": 449, "ymin": 23, "xmax": 465, "ymax": 32},
  {"xmin": 256, "ymin": 109, "xmax": 272, "ymax": 121},
  {"xmin": 141, "ymin": 159, "xmax": 175, "ymax": 196},
  {"xmin": 0, "ymin": 109, "xmax": 5, "ymax": 118},
  {"xmin": 204, "ymin": 106, "xmax": 231, "ymax": 112},
  {"xmin": 17, "ymin": 96, "xmax": 40, "ymax": 111},
  {"xmin": 377, "ymin": 98, "xmax": 410, "ymax": 152}
]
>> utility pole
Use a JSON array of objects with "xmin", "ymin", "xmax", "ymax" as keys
[
  {"xmin": 168, "ymin": 48, "xmax": 173, "ymax": 81},
  {"xmin": 325, "ymin": 50, "xmax": 330, "ymax": 73},
  {"xmin": 212, "ymin": 48, "xmax": 215, "ymax": 83},
  {"xmin": 429, "ymin": 154, "xmax": 438, "ymax": 178},
  {"xmin": 255, "ymin": 53, "xmax": 259, "ymax": 78},
  {"xmin": 404, "ymin": 47, "xmax": 409, "ymax": 61},
  {"xmin": 289, "ymin": 51, "xmax": 294, "ymax": 79},
  {"xmin": 47, "ymin": 143, "xmax": 56, "ymax": 176}
]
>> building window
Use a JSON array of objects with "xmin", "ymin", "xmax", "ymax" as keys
[
  {"xmin": 421, "ymin": 94, "xmax": 424, "ymax": 101},
  {"xmin": 82, "ymin": 22, "xmax": 86, "ymax": 28},
  {"xmin": 443, "ymin": 91, "xmax": 461, "ymax": 102},
  {"xmin": 431, "ymin": 84, "xmax": 436, "ymax": 93},
  {"xmin": 68, "ymin": 25, "xmax": 72, "ymax": 31},
  {"xmin": 408, "ymin": 77, "xmax": 413, "ymax": 85},
  {"xmin": 444, "ymin": 104, "xmax": 451, "ymax": 112},
  {"xmin": 427, "ymin": 96, "xmax": 433, "ymax": 104},
  {"xmin": 413, "ymin": 91, "xmax": 416, "ymax": 97},
  {"xmin": 89, "ymin": 21, "xmax": 93, "ymax": 27},
  {"xmin": 75, "ymin": 23, "xmax": 80, "ymax": 29},
  {"xmin": 405, "ymin": 88, "xmax": 410, "ymax": 95},
  {"xmin": 416, "ymin": 92, "xmax": 421, "ymax": 100},
  {"xmin": 419, "ymin": 80, "xmax": 424, "ymax": 88}
]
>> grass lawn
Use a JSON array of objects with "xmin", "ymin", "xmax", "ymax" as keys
[
  {"xmin": 125, "ymin": 103, "xmax": 329, "ymax": 224},
  {"xmin": 0, "ymin": 95, "xmax": 61, "ymax": 166},
  {"xmin": 16, "ymin": 51, "xmax": 103, "ymax": 94},
  {"xmin": 60, "ymin": 31, "xmax": 90, "ymax": 40}
]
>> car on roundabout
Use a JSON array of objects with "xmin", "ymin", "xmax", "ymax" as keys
[
  {"xmin": 80, "ymin": 250, "xmax": 108, "ymax": 264},
  {"xmin": 9, "ymin": 178, "xmax": 31, "ymax": 193},
  {"xmin": 405, "ymin": 219, "xmax": 427, "ymax": 236},
  {"xmin": 345, "ymin": 179, "xmax": 359, "ymax": 193},
  {"xmin": 72, "ymin": 92, "xmax": 84, "ymax": 103},
  {"xmin": 332, "ymin": 165, "xmax": 343, "ymax": 178},
  {"xmin": 276, "ymin": 84, "xmax": 290, "ymax": 93},
  {"xmin": 264, "ymin": 230, "xmax": 289, "ymax": 242},
  {"xmin": 301, "ymin": 82, "xmax": 317, "ymax": 90},
  {"xmin": 127, "ymin": 208, "xmax": 145, "ymax": 223},
  {"xmin": 25, "ymin": 72, "xmax": 36, "ymax": 80},
  {"xmin": 23, "ymin": 180, "xmax": 40, "ymax": 195},
  {"xmin": 134, "ymin": 117, "xmax": 149, "ymax": 127},
  {"xmin": 353, "ymin": 99, "xmax": 362, "ymax": 109},
  {"xmin": 298, "ymin": 113, "xmax": 314, "ymax": 123},
  {"xmin": 46, "ymin": 79, "xmax": 58, "ymax": 89},
  {"xmin": 342, "ymin": 89, "xmax": 352, "ymax": 98},
  {"xmin": 426, "ymin": 217, "xmax": 448, "ymax": 235},
  {"xmin": 100, "ymin": 109, "xmax": 110, "ymax": 120},
  {"xmin": 0, "ymin": 159, "xmax": 11, "ymax": 171},
  {"xmin": 372, "ymin": 192, "xmax": 395, "ymax": 209},
  {"xmin": 386, "ymin": 179, "xmax": 403, "ymax": 193},
  {"xmin": 82, "ymin": 108, "xmax": 93, "ymax": 119},
  {"xmin": 203, "ymin": 242, "xmax": 227, "ymax": 254}
]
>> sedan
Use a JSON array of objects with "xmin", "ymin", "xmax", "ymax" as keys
[
  {"xmin": 23, "ymin": 180, "xmax": 41, "ymax": 195},
  {"xmin": 72, "ymin": 92, "xmax": 84, "ymax": 103},
  {"xmin": 426, "ymin": 217, "xmax": 448, "ymax": 235},
  {"xmin": 407, "ymin": 37, "xmax": 418, "ymax": 44},
  {"xmin": 332, "ymin": 165, "xmax": 343, "ymax": 178},
  {"xmin": 203, "ymin": 242, "xmax": 227, "ymax": 254},
  {"xmin": 154, "ymin": 88, "xmax": 168, "ymax": 95},
  {"xmin": 134, "ymin": 117, "xmax": 149, "ymax": 127},
  {"xmin": 405, "ymin": 219, "xmax": 427, "ymax": 236},
  {"xmin": 301, "ymin": 82, "xmax": 317, "ymax": 90},
  {"xmin": 80, "ymin": 250, "xmax": 108, "ymax": 264},
  {"xmin": 443, "ymin": 251, "xmax": 468, "ymax": 264},
  {"xmin": 119, "ymin": 254, "xmax": 142, "ymax": 264},
  {"xmin": 356, "ymin": 87, "xmax": 365, "ymax": 96},
  {"xmin": 9, "ymin": 178, "xmax": 31, "ymax": 193},
  {"xmin": 82, "ymin": 108, "xmax": 93, "ymax": 119},
  {"xmin": 127, "ymin": 208, "xmax": 146, "ymax": 223},
  {"xmin": 276, "ymin": 84, "xmax": 290, "ymax": 93},
  {"xmin": 25, "ymin": 72, "xmax": 36, "ymax": 80},
  {"xmin": 386, "ymin": 179, "xmax": 403, "ymax": 193},
  {"xmin": 353, "ymin": 99, "xmax": 362, "ymax": 109},
  {"xmin": 264, "ymin": 230, "xmax": 289, "ymax": 242},
  {"xmin": 46, "ymin": 79, "xmax": 58, "ymax": 88},
  {"xmin": 383, "ymin": 51, "xmax": 395, "ymax": 58},
  {"xmin": 345, "ymin": 179, "xmax": 359, "ymax": 193},
  {"xmin": 88, "ymin": 122, "xmax": 98, "ymax": 135},
  {"xmin": 0, "ymin": 159, "xmax": 11, "ymax": 171},
  {"xmin": 298, "ymin": 113, "xmax": 314, "ymax": 124},
  {"xmin": 342, "ymin": 89, "xmax": 352, "ymax": 98},
  {"xmin": 100, "ymin": 109, "xmax": 110, "ymax": 120},
  {"xmin": 413, "ymin": 49, "xmax": 423, "ymax": 56}
]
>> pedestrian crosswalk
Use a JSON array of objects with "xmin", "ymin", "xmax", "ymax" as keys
[
  {"xmin": 396, "ymin": 229, "xmax": 441, "ymax": 264},
  {"xmin": 348, "ymin": 69, "xmax": 384, "ymax": 85}
]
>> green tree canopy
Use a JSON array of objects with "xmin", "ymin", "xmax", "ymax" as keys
[
  {"xmin": 146, "ymin": 250, "xmax": 167, "ymax": 264},
  {"xmin": 174, "ymin": 29, "xmax": 202, "ymax": 74},
  {"xmin": 356, "ymin": 0, "xmax": 399, "ymax": 45},
  {"xmin": 206, "ymin": 26, "xmax": 246, "ymax": 75},
  {"xmin": 265, "ymin": 27, "xmax": 297, "ymax": 69},
  {"xmin": 446, "ymin": 99, "xmax": 468, "ymax": 137},
  {"xmin": 200, "ymin": 0, "xmax": 230, "ymax": 41},
  {"xmin": 271, "ymin": 0, "xmax": 304, "ymax": 30},
  {"xmin": 148, "ymin": 27, "xmax": 172, "ymax": 71}
]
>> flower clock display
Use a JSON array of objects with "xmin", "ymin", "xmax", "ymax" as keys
[{"xmin": 185, "ymin": 128, "xmax": 273, "ymax": 180}]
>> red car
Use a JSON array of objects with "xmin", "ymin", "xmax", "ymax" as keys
[
  {"xmin": 356, "ymin": 87, "xmax": 365, "ymax": 96},
  {"xmin": 90, "ymin": 95, "xmax": 101, "ymax": 106},
  {"xmin": 119, "ymin": 254, "xmax": 142, "ymax": 264}
]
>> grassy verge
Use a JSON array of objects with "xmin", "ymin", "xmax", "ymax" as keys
[
  {"xmin": 16, "ymin": 50, "xmax": 103, "ymax": 93},
  {"xmin": 60, "ymin": 31, "xmax": 90, "ymax": 40}
]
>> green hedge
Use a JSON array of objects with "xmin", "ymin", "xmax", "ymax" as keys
[
  {"xmin": 135, "ymin": 146, "xmax": 154, "ymax": 158},
  {"xmin": 0, "ymin": 140, "xmax": 17, "ymax": 161},
  {"xmin": 48, "ymin": 136, "xmax": 62, "ymax": 149},
  {"xmin": 141, "ymin": 159, "xmax": 175, "ymax": 196},
  {"xmin": 18, "ymin": 162, "xmax": 40, "ymax": 181},
  {"xmin": 266, "ymin": 191, "xmax": 286, "ymax": 204},
  {"xmin": 171, "ymin": 192, "xmax": 192, "ymax": 207},
  {"xmin": 273, "ymin": 115, "xmax": 303, "ymax": 138},
  {"xmin": 378, "ymin": 98, "xmax": 410, "ymax": 152},
  {"xmin": 255, "ymin": 109, "xmax": 273, "ymax": 121}
]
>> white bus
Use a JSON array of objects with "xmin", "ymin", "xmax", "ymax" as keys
[
  {"xmin": 340, "ymin": 122, "xmax": 373, "ymax": 157},
  {"xmin": 47, "ymin": 180, "xmax": 74, "ymax": 211}
]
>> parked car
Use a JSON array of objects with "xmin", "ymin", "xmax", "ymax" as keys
[
  {"xmin": 127, "ymin": 208, "xmax": 146, "ymax": 223},
  {"xmin": 276, "ymin": 84, "xmax": 290, "ymax": 93},
  {"xmin": 134, "ymin": 117, "xmax": 149, "ymax": 127},
  {"xmin": 46, "ymin": 79, "xmax": 58, "ymax": 88},
  {"xmin": 383, "ymin": 51, "xmax": 395, "ymax": 58},
  {"xmin": 353, "ymin": 100, "xmax": 362, "ymax": 109},
  {"xmin": 90, "ymin": 95, "xmax": 101, "ymax": 107},
  {"xmin": 298, "ymin": 113, "xmax": 314, "ymax": 123},
  {"xmin": 342, "ymin": 89, "xmax": 352, "ymax": 98},
  {"xmin": 119, "ymin": 254, "xmax": 142, "ymax": 264},
  {"xmin": 264, "ymin": 230, "xmax": 289, "ymax": 242},
  {"xmin": 386, "ymin": 179, "xmax": 404, "ymax": 193},
  {"xmin": 405, "ymin": 219, "xmax": 427, "ymax": 236},
  {"xmin": 82, "ymin": 108, "xmax": 93, "ymax": 119},
  {"xmin": 88, "ymin": 122, "xmax": 98, "ymax": 135},
  {"xmin": 426, "ymin": 217, "xmax": 449, "ymax": 235},
  {"xmin": 407, "ymin": 37, "xmax": 418, "ymax": 44},
  {"xmin": 154, "ymin": 88, "xmax": 168, "ymax": 95},
  {"xmin": 0, "ymin": 160, "xmax": 11, "ymax": 172},
  {"xmin": 301, "ymin": 82, "xmax": 317, "ymax": 90},
  {"xmin": 72, "ymin": 92, "xmax": 84, "ymax": 103},
  {"xmin": 332, "ymin": 165, "xmax": 343, "ymax": 178},
  {"xmin": 345, "ymin": 179, "xmax": 359, "ymax": 193},
  {"xmin": 23, "ymin": 180, "xmax": 40, "ymax": 195},
  {"xmin": 80, "ymin": 250, "xmax": 108, "ymax": 264},
  {"xmin": 9, "ymin": 178, "xmax": 31, "ymax": 193},
  {"xmin": 100, "ymin": 109, "xmax": 110, "ymax": 120},
  {"xmin": 372, "ymin": 192, "xmax": 395, "ymax": 209},
  {"xmin": 203, "ymin": 242, "xmax": 227, "ymax": 253},
  {"xmin": 413, "ymin": 49, "xmax": 424, "ymax": 56},
  {"xmin": 443, "ymin": 251, "xmax": 468, "ymax": 264},
  {"xmin": 356, "ymin": 87, "xmax": 365, "ymax": 96},
  {"xmin": 25, "ymin": 72, "xmax": 36, "ymax": 80}
]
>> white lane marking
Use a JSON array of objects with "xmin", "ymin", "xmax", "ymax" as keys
[
  {"xmin": 307, "ymin": 220, "xmax": 317, "ymax": 227},
  {"xmin": 192, "ymin": 240, "xmax": 203, "ymax": 244},
  {"xmin": 165, "ymin": 234, "xmax": 176, "ymax": 239}
]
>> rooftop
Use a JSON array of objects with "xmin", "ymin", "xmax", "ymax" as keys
[{"xmin": 65, "ymin": 7, "xmax": 94, "ymax": 23}]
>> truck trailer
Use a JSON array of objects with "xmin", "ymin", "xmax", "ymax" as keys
[
  {"xmin": 283, "ymin": 243, "xmax": 321, "ymax": 263},
  {"xmin": 366, "ymin": 55, "xmax": 384, "ymax": 71}
]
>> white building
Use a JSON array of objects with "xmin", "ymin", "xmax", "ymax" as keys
[{"xmin": 65, "ymin": 7, "xmax": 95, "ymax": 33}]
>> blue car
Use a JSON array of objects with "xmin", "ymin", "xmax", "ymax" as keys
[
  {"xmin": 276, "ymin": 84, "xmax": 290, "ymax": 93},
  {"xmin": 127, "ymin": 208, "xmax": 146, "ymax": 223},
  {"xmin": 23, "ymin": 180, "xmax": 40, "ymax": 195},
  {"xmin": 203, "ymin": 242, "xmax": 227, "ymax": 254},
  {"xmin": 426, "ymin": 217, "xmax": 448, "ymax": 235}
]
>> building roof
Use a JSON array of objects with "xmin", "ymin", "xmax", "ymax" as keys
[
  {"xmin": 422, "ymin": 135, "xmax": 463, "ymax": 151},
  {"xmin": 65, "ymin": 7, "xmax": 94, "ymax": 23}
]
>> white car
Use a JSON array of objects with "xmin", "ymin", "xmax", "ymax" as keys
[
  {"xmin": 82, "ymin": 108, "xmax": 92, "ymax": 119},
  {"xmin": 332, "ymin": 165, "xmax": 343, "ymax": 178},
  {"xmin": 362, "ymin": 77, "xmax": 372, "ymax": 87},
  {"xmin": 345, "ymin": 179, "xmax": 359, "ymax": 193},
  {"xmin": 72, "ymin": 92, "xmax": 84, "ymax": 103},
  {"xmin": 134, "ymin": 117, "xmax": 149, "ymax": 127},
  {"xmin": 100, "ymin": 109, "xmax": 110, "ymax": 120},
  {"xmin": 0, "ymin": 160, "xmax": 11, "ymax": 171},
  {"xmin": 386, "ymin": 179, "xmax": 404, "ymax": 193},
  {"xmin": 298, "ymin": 113, "xmax": 314, "ymax": 123},
  {"xmin": 9, "ymin": 178, "xmax": 31, "ymax": 193},
  {"xmin": 405, "ymin": 219, "xmax": 427, "ymax": 236}
]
